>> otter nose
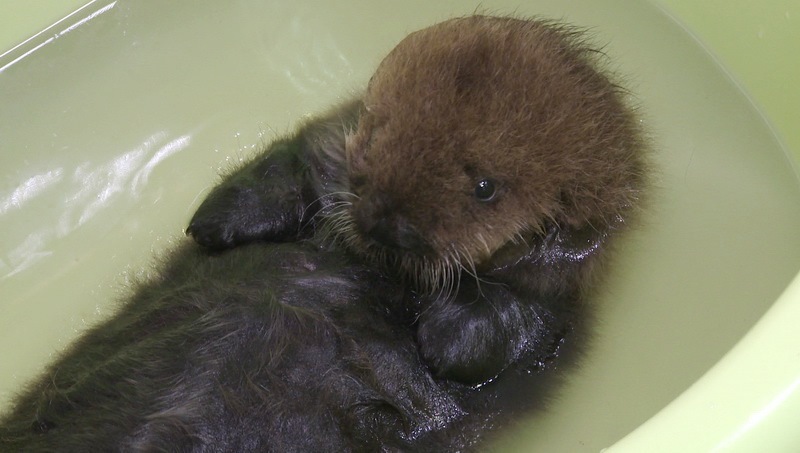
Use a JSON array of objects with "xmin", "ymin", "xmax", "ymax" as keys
[
  {"xmin": 367, "ymin": 215, "xmax": 427, "ymax": 251},
  {"xmin": 353, "ymin": 196, "xmax": 429, "ymax": 252}
]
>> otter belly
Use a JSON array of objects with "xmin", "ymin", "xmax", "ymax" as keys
[{"xmin": 0, "ymin": 243, "xmax": 476, "ymax": 451}]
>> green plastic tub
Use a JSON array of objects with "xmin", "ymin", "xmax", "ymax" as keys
[{"xmin": 1, "ymin": 1, "xmax": 798, "ymax": 451}]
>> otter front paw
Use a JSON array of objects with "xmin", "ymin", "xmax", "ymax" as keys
[
  {"xmin": 417, "ymin": 299, "xmax": 513, "ymax": 385},
  {"xmin": 187, "ymin": 185, "xmax": 305, "ymax": 250},
  {"xmin": 416, "ymin": 282, "xmax": 558, "ymax": 386},
  {"xmin": 187, "ymin": 142, "xmax": 313, "ymax": 250}
]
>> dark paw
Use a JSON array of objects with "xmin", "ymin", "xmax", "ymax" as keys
[
  {"xmin": 187, "ymin": 184, "xmax": 305, "ymax": 251},
  {"xmin": 417, "ymin": 300, "xmax": 511, "ymax": 385},
  {"xmin": 187, "ymin": 139, "xmax": 316, "ymax": 250},
  {"xmin": 186, "ymin": 213, "xmax": 239, "ymax": 250},
  {"xmin": 416, "ymin": 281, "xmax": 558, "ymax": 386}
]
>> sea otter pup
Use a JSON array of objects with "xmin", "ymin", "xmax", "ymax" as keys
[
  {"xmin": 0, "ymin": 14, "xmax": 646, "ymax": 451},
  {"xmin": 189, "ymin": 15, "xmax": 647, "ymax": 385}
]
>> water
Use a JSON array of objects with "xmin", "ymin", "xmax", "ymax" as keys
[{"xmin": 1, "ymin": 0, "xmax": 799, "ymax": 450}]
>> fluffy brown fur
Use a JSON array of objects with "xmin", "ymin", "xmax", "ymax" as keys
[{"xmin": 342, "ymin": 16, "xmax": 645, "ymax": 292}]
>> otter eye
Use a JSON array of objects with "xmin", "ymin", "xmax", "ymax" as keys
[{"xmin": 474, "ymin": 179, "xmax": 496, "ymax": 201}]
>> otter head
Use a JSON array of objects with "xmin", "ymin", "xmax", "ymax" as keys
[{"xmin": 337, "ymin": 16, "xmax": 645, "ymax": 294}]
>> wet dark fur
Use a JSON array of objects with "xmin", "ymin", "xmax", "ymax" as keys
[
  {"xmin": 1, "ymin": 15, "xmax": 646, "ymax": 451},
  {"xmin": 0, "ymin": 243, "xmax": 497, "ymax": 451}
]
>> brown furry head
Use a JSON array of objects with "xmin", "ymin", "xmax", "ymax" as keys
[{"xmin": 336, "ymin": 15, "xmax": 646, "ymax": 293}]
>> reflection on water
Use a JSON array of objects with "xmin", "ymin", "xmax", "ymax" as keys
[
  {"xmin": 0, "ymin": 132, "xmax": 190, "ymax": 280},
  {"xmin": 270, "ymin": 14, "xmax": 355, "ymax": 95},
  {"xmin": 0, "ymin": 169, "xmax": 64, "ymax": 216},
  {"xmin": 64, "ymin": 132, "xmax": 190, "ymax": 229},
  {"xmin": 1, "ymin": 233, "xmax": 52, "ymax": 279}
]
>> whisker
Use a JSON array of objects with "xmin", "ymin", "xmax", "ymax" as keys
[{"xmin": 298, "ymin": 190, "xmax": 356, "ymax": 232}]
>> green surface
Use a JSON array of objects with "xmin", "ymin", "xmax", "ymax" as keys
[
  {"xmin": 0, "ymin": 1, "xmax": 91, "ymax": 53},
  {"xmin": 657, "ymin": 0, "xmax": 800, "ymax": 165}
]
